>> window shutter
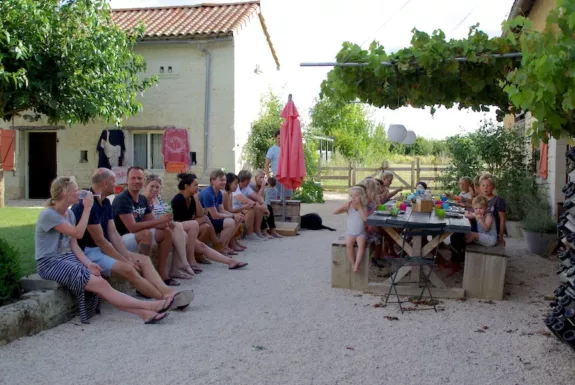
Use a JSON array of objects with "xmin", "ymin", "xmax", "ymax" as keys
[{"xmin": 0, "ymin": 129, "xmax": 16, "ymax": 171}]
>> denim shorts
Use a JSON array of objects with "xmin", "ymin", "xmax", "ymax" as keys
[{"xmin": 84, "ymin": 247, "xmax": 117, "ymax": 277}]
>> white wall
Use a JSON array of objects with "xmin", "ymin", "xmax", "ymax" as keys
[{"xmin": 233, "ymin": 13, "xmax": 280, "ymax": 172}]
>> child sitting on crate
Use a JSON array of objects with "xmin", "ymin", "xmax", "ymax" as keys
[
  {"xmin": 464, "ymin": 195, "xmax": 498, "ymax": 246},
  {"xmin": 334, "ymin": 186, "xmax": 368, "ymax": 272}
]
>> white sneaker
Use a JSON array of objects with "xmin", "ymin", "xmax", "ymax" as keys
[{"xmin": 245, "ymin": 233, "xmax": 262, "ymax": 241}]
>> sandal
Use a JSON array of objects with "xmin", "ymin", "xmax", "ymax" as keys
[
  {"xmin": 195, "ymin": 253, "xmax": 212, "ymax": 264},
  {"xmin": 229, "ymin": 262, "xmax": 248, "ymax": 270},
  {"xmin": 169, "ymin": 271, "xmax": 193, "ymax": 280},
  {"xmin": 159, "ymin": 296, "xmax": 175, "ymax": 313},
  {"xmin": 183, "ymin": 266, "xmax": 198, "ymax": 276},
  {"xmin": 189, "ymin": 265, "xmax": 203, "ymax": 273},
  {"xmin": 145, "ymin": 312, "xmax": 169, "ymax": 324},
  {"xmin": 163, "ymin": 278, "xmax": 181, "ymax": 287}
]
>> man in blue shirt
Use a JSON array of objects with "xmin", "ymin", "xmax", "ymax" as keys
[
  {"xmin": 72, "ymin": 168, "xmax": 192, "ymax": 308},
  {"xmin": 265, "ymin": 129, "xmax": 293, "ymax": 199},
  {"xmin": 199, "ymin": 169, "xmax": 243, "ymax": 248}
]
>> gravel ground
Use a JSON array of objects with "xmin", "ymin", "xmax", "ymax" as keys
[{"xmin": 0, "ymin": 194, "xmax": 573, "ymax": 385}]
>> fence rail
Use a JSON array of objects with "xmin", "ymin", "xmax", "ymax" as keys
[{"xmin": 317, "ymin": 159, "xmax": 448, "ymax": 192}]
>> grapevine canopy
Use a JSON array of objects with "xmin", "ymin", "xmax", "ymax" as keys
[{"xmin": 320, "ymin": 0, "xmax": 575, "ymax": 142}]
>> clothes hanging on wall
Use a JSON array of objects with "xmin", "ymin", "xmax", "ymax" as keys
[
  {"xmin": 97, "ymin": 129, "xmax": 125, "ymax": 169},
  {"xmin": 162, "ymin": 128, "xmax": 190, "ymax": 169}
]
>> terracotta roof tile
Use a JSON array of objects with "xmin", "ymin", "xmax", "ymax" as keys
[{"xmin": 112, "ymin": 1, "xmax": 260, "ymax": 38}]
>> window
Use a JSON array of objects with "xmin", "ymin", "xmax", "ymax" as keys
[{"xmin": 133, "ymin": 133, "xmax": 163, "ymax": 170}]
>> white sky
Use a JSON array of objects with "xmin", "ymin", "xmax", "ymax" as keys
[{"xmin": 110, "ymin": 0, "xmax": 516, "ymax": 139}]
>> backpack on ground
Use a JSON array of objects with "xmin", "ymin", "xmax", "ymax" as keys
[{"xmin": 300, "ymin": 213, "xmax": 336, "ymax": 231}]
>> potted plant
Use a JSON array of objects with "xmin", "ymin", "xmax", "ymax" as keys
[{"xmin": 521, "ymin": 205, "xmax": 557, "ymax": 255}]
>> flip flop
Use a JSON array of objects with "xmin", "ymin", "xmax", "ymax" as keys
[
  {"xmin": 163, "ymin": 278, "xmax": 181, "ymax": 287},
  {"xmin": 144, "ymin": 312, "xmax": 169, "ymax": 325},
  {"xmin": 169, "ymin": 272, "xmax": 193, "ymax": 280},
  {"xmin": 190, "ymin": 265, "xmax": 203, "ymax": 273},
  {"xmin": 229, "ymin": 262, "xmax": 248, "ymax": 270},
  {"xmin": 173, "ymin": 290, "xmax": 194, "ymax": 310},
  {"xmin": 159, "ymin": 296, "xmax": 175, "ymax": 313}
]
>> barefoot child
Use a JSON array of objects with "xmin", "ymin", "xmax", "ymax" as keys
[
  {"xmin": 334, "ymin": 186, "xmax": 368, "ymax": 273},
  {"xmin": 464, "ymin": 196, "xmax": 498, "ymax": 246}
]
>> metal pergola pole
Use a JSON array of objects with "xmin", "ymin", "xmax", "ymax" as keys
[{"xmin": 299, "ymin": 52, "xmax": 522, "ymax": 67}]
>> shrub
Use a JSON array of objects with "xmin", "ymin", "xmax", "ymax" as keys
[
  {"xmin": 0, "ymin": 237, "xmax": 22, "ymax": 306},
  {"xmin": 293, "ymin": 180, "xmax": 324, "ymax": 203}
]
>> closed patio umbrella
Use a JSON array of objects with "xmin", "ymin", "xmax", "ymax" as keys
[{"xmin": 276, "ymin": 94, "xmax": 306, "ymax": 220}]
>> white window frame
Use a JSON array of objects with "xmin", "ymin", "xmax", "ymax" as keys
[{"xmin": 129, "ymin": 131, "xmax": 165, "ymax": 173}]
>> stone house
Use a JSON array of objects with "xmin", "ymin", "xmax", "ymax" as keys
[
  {"xmin": 1, "ymin": 1, "xmax": 279, "ymax": 199},
  {"xmin": 504, "ymin": 0, "xmax": 569, "ymax": 217}
]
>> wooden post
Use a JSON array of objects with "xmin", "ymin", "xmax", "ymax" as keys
[
  {"xmin": 351, "ymin": 161, "xmax": 357, "ymax": 186},
  {"xmin": 415, "ymin": 157, "xmax": 421, "ymax": 185},
  {"xmin": 348, "ymin": 161, "xmax": 353, "ymax": 187},
  {"xmin": 0, "ymin": 171, "xmax": 4, "ymax": 208},
  {"xmin": 410, "ymin": 160, "xmax": 415, "ymax": 190}
]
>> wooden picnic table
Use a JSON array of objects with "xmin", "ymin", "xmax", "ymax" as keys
[{"xmin": 366, "ymin": 206, "xmax": 471, "ymax": 298}]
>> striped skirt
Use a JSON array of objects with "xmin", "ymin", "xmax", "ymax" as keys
[{"xmin": 37, "ymin": 253, "xmax": 101, "ymax": 324}]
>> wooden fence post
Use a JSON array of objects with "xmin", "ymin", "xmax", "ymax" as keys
[
  {"xmin": 410, "ymin": 160, "xmax": 415, "ymax": 190},
  {"xmin": 348, "ymin": 161, "xmax": 353, "ymax": 187},
  {"xmin": 351, "ymin": 161, "xmax": 357, "ymax": 186},
  {"xmin": 415, "ymin": 157, "xmax": 421, "ymax": 185}
]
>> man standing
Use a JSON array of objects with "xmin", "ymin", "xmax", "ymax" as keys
[
  {"xmin": 71, "ymin": 168, "xmax": 193, "ymax": 308},
  {"xmin": 112, "ymin": 167, "xmax": 178, "ymax": 286},
  {"xmin": 198, "ymin": 169, "xmax": 243, "ymax": 248},
  {"xmin": 265, "ymin": 130, "xmax": 292, "ymax": 199}
]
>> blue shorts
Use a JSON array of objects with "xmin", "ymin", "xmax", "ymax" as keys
[{"xmin": 84, "ymin": 247, "xmax": 117, "ymax": 277}]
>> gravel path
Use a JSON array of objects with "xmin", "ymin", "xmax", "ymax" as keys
[{"xmin": 0, "ymin": 195, "xmax": 573, "ymax": 385}]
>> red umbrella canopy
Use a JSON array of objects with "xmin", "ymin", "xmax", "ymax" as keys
[{"xmin": 276, "ymin": 98, "xmax": 306, "ymax": 190}]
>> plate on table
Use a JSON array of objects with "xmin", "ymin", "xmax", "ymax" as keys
[
  {"xmin": 445, "ymin": 212, "xmax": 463, "ymax": 219},
  {"xmin": 375, "ymin": 210, "xmax": 392, "ymax": 216}
]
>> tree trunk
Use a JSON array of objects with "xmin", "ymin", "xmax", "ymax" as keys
[{"xmin": 0, "ymin": 171, "xmax": 4, "ymax": 208}]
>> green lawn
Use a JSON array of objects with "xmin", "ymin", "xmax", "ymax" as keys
[{"xmin": 0, "ymin": 207, "xmax": 42, "ymax": 276}]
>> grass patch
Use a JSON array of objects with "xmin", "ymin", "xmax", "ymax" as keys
[{"xmin": 0, "ymin": 208, "xmax": 41, "ymax": 276}]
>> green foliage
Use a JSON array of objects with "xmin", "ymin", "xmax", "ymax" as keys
[
  {"xmin": 292, "ymin": 180, "xmax": 324, "ymax": 203},
  {"xmin": 309, "ymin": 98, "xmax": 372, "ymax": 161},
  {"xmin": 440, "ymin": 121, "xmax": 535, "ymax": 221},
  {"xmin": 504, "ymin": 0, "xmax": 575, "ymax": 141},
  {"xmin": 303, "ymin": 135, "xmax": 319, "ymax": 178},
  {"xmin": 320, "ymin": 0, "xmax": 575, "ymax": 142},
  {"xmin": 0, "ymin": 237, "xmax": 22, "ymax": 306},
  {"xmin": 0, "ymin": 0, "xmax": 157, "ymax": 125},
  {"xmin": 521, "ymin": 197, "xmax": 556, "ymax": 234},
  {"xmin": 243, "ymin": 91, "xmax": 283, "ymax": 170},
  {"xmin": 310, "ymin": 98, "xmax": 445, "ymax": 162}
]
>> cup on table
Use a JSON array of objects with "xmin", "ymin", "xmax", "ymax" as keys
[
  {"xmin": 435, "ymin": 209, "xmax": 446, "ymax": 218},
  {"xmin": 442, "ymin": 202, "xmax": 450, "ymax": 210},
  {"xmin": 396, "ymin": 200, "xmax": 402, "ymax": 208},
  {"xmin": 378, "ymin": 204, "xmax": 385, "ymax": 211},
  {"xmin": 400, "ymin": 203, "xmax": 407, "ymax": 211}
]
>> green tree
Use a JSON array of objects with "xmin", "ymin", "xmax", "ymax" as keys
[
  {"xmin": 309, "ymin": 98, "xmax": 373, "ymax": 161},
  {"xmin": 243, "ymin": 91, "xmax": 283, "ymax": 169},
  {"xmin": 0, "ymin": 0, "xmax": 157, "ymax": 125},
  {"xmin": 367, "ymin": 123, "xmax": 391, "ymax": 161}
]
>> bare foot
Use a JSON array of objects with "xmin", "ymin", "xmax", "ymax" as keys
[
  {"xmin": 235, "ymin": 240, "xmax": 247, "ymax": 249},
  {"xmin": 352, "ymin": 264, "xmax": 360, "ymax": 273},
  {"xmin": 270, "ymin": 230, "xmax": 283, "ymax": 238}
]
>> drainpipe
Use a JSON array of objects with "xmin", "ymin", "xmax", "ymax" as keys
[{"xmin": 201, "ymin": 48, "xmax": 211, "ymax": 174}]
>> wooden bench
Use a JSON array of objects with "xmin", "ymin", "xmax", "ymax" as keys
[
  {"xmin": 331, "ymin": 236, "xmax": 370, "ymax": 291},
  {"xmin": 463, "ymin": 244, "xmax": 508, "ymax": 300}
]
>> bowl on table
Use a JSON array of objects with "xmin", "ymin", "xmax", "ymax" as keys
[{"xmin": 435, "ymin": 208, "xmax": 446, "ymax": 218}]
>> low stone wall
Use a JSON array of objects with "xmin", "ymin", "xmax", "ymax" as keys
[{"xmin": 0, "ymin": 273, "xmax": 131, "ymax": 346}]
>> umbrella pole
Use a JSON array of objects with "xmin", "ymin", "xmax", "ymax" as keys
[{"xmin": 282, "ymin": 183, "xmax": 286, "ymax": 221}]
